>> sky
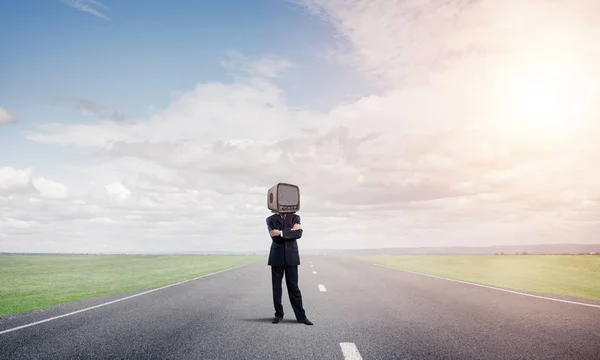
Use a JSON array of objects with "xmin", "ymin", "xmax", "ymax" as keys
[{"xmin": 1, "ymin": 0, "xmax": 600, "ymax": 253}]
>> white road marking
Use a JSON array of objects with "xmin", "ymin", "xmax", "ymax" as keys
[
  {"xmin": 340, "ymin": 342, "xmax": 363, "ymax": 360},
  {"xmin": 318, "ymin": 284, "xmax": 327, "ymax": 292},
  {"xmin": 310, "ymin": 264, "xmax": 314, "ymax": 267},
  {"xmin": 312, "ymin": 271, "xmax": 317, "ymax": 274},
  {"xmin": 0, "ymin": 263, "xmax": 254, "ymax": 336},
  {"xmin": 373, "ymin": 264, "xmax": 600, "ymax": 309}
]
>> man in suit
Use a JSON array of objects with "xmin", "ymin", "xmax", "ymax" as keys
[{"xmin": 267, "ymin": 211, "xmax": 313, "ymax": 325}]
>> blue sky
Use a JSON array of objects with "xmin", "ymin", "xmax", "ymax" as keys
[
  {"xmin": 1, "ymin": 0, "xmax": 368, "ymax": 113},
  {"xmin": 2, "ymin": 0, "xmax": 600, "ymax": 253},
  {"xmin": 1, "ymin": 0, "xmax": 368, "ymax": 173}
]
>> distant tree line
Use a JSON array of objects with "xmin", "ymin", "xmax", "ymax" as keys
[{"xmin": 494, "ymin": 252, "xmax": 599, "ymax": 255}]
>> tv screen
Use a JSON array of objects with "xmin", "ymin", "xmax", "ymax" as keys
[{"xmin": 277, "ymin": 183, "xmax": 299, "ymax": 206}]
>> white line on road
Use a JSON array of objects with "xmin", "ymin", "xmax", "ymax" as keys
[
  {"xmin": 318, "ymin": 284, "xmax": 327, "ymax": 292},
  {"xmin": 310, "ymin": 264, "xmax": 314, "ymax": 267},
  {"xmin": 373, "ymin": 264, "xmax": 600, "ymax": 309},
  {"xmin": 340, "ymin": 342, "xmax": 363, "ymax": 360},
  {"xmin": 312, "ymin": 271, "xmax": 317, "ymax": 274},
  {"xmin": 0, "ymin": 263, "xmax": 254, "ymax": 336}
]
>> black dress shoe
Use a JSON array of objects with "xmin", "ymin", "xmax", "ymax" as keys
[
  {"xmin": 272, "ymin": 317, "xmax": 282, "ymax": 324},
  {"xmin": 297, "ymin": 318, "xmax": 313, "ymax": 325}
]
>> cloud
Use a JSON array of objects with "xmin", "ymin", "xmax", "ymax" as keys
[
  {"xmin": 55, "ymin": 97, "xmax": 128, "ymax": 123},
  {"xmin": 61, "ymin": 0, "xmax": 110, "ymax": 20},
  {"xmin": 105, "ymin": 182, "xmax": 131, "ymax": 201},
  {"xmin": 0, "ymin": 167, "xmax": 69, "ymax": 199},
  {"xmin": 221, "ymin": 51, "xmax": 295, "ymax": 79},
  {"xmin": 0, "ymin": 167, "xmax": 33, "ymax": 192},
  {"xmin": 6, "ymin": 1, "xmax": 600, "ymax": 252},
  {"xmin": 0, "ymin": 106, "xmax": 18, "ymax": 125},
  {"xmin": 74, "ymin": 98, "xmax": 102, "ymax": 116},
  {"xmin": 32, "ymin": 177, "xmax": 70, "ymax": 199},
  {"xmin": 298, "ymin": 0, "xmax": 600, "ymax": 89}
]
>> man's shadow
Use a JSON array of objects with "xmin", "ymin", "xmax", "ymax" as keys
[{"xmin": 241, "ymin": 318, "xmax": 297, "ymax": 324}]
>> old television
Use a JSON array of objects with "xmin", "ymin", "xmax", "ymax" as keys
[{"xmin": 267, "ymin": 183, "xmax": 300, "ymax": 213}]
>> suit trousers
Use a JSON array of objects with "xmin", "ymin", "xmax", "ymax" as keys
[{"xmin": 271, "ymin": 265, "xmax": 306, "ymax": 320}]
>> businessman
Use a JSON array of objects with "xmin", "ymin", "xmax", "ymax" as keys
[{"xmin": 267, "ymin": 211, "xmax": 313, "ymax": 325}]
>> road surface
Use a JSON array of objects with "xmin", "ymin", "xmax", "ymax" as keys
[{"xmin": 1, "ymin": 256, "xmax": 599, "ymax": 359}]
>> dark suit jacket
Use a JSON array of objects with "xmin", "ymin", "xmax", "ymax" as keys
[{"xmin": 266, "ymin": 213, "xmax": 302, "ymax": 266}]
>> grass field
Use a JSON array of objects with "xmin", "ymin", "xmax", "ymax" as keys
[
  {"xmin": 352, "ymin": 255, "xmax": 600, "ymax": 300},
  {"xmin": 0, "ymin": 254, "xmax": 264, "ymax": 317}
]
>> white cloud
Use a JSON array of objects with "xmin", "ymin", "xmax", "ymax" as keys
[
  {"xmin": 3, "ymin": 218, "xmax": 43, "ymax": 230},
  {"xmin": 105, "ymin": 182, "xmax": 131, "ymax": 201},
  {"xmin": 298, "ymin": 0, "xmax": 600, "ymax": 89},
  {"xmin": 0, "ymin": 106, "xmax": 18, "ymax": 125},
  {"xmin": 0, "ymin": 167, "xmax": 32, "ymax": 192},
  {"xmin": 32, "ymin": 177, "xmax": 69, "ymax": 199},
  {"xmin": 61, "ymin": 0, "xmax": 110, "ymax": 20},
  {"xmin": 4, "ymin": 1, "xmax": 600, "ymax": 252}
]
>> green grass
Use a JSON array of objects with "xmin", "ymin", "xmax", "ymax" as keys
[
  {"xmin": 0, "ymin": 254, "xmax": 265, "ymax": 317},
  {"xmin": 352, "ymin": 255, "xmax": 600, "ymax": 300}
]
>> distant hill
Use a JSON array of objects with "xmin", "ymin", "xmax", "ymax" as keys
[
  {"xmin": 0, "ymin": 251, "xmax": 261, "ymax": 256},
  {"xmin": 2, "ymin": 244, "xmax": 599, "ymax": 256},
  {"xmin": 299, "ymin": 243, "xmax": 600, "ymax": 255}
]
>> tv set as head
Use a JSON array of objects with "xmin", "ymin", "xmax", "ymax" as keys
[{"xmin": 267, "ymin": 183, "xmax": 300, "ymax": 213}]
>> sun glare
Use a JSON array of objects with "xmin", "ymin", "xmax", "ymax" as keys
[
  {"xmin": 515, "ymin": 67, "xmax": 585, "ymax": 124},
  {"xmin": 504, "ymin": 60, "xmax": 594, "ymax": 136}
]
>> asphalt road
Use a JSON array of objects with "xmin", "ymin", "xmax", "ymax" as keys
[{"xmin": 1, "ymin": 256, "xmax": 599, "ymax": 359}]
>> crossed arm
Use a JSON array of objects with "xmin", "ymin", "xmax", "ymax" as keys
[
  {"xmin": 267, "ymin": 216, "xmax": 303, "ymax": 243},
  {"xmin": 269, "ymin": 223, "xmax": 302, "ymax": 237}
]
